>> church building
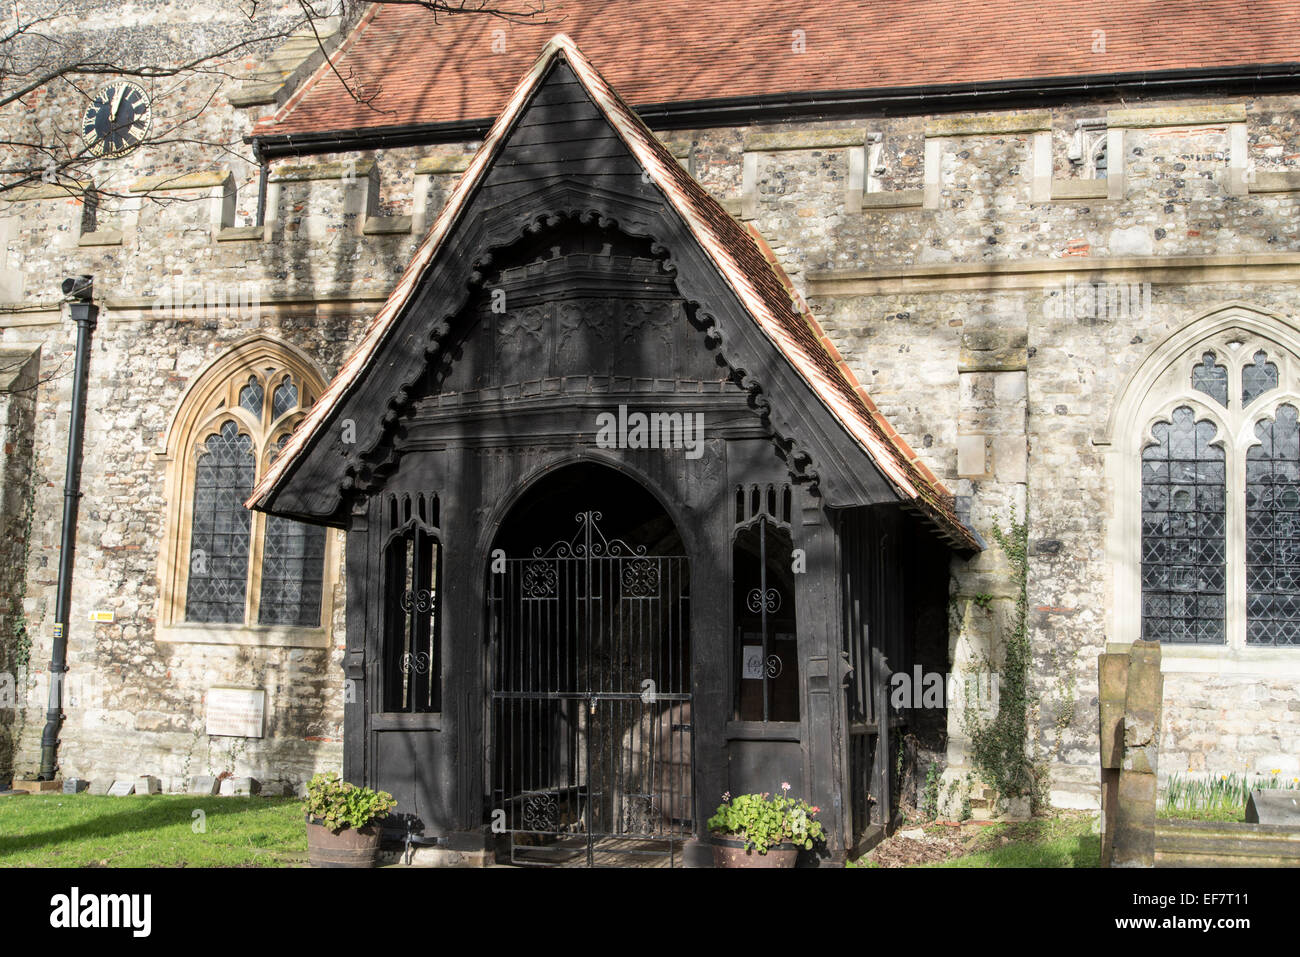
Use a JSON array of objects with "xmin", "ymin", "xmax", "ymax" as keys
[{"xmin": 1, "ymin": 1, "xmax": 1297, "ymax": 865}]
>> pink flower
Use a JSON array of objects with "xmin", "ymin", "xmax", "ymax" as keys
[
  {"xmin": 781, "ymin": 782, "xmax": 791, "ymax": 791},
  {"xmin": 721, "ymin": 791, "xmax": 730, "ymax": 801}
]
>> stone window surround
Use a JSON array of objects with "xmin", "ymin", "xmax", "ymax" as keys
[
  {"xmin": 1103, "ymin": 302, "xmax": 1300, "ymax": 675},
  {"xmin": 155, "ymin": 334, "xmax": 338, "ymax": 648}
]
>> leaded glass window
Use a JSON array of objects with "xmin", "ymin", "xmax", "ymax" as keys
[
  {"xmin": 1141, "ymin": 407, "xmax": 1226, "ymax": 643},
  {"xmin": 1242, "ymin": 350, "xmax": 1278, "ymax": 406},
  {"xmin": 1246, "ymin": 404, "xmax": 1300, "ymax": 646},
  {"xmin": 239, "ymin": 377, "xmax": 264, "ymax": 417},
  {"xmin": 271, "ymin": 376, "xmax": 298, "ymax": 421},
  {"xmin": 173, "ymin": 354, "xmax": 329, "ymax": 633},
  {"xmin": 1130, "ymin": 326, "xmax": 1300, "ymax": 654},
  {"xmin": 259, "ymin": 516, "xmax": 327, "ymax": 626},
  {"xmin": 1191, "ymin": 351, "xmax": 1228, "ymax": 407},
  {"xmin": 186, "ymin": 421, "xmax": 256, "ymax": 623}
]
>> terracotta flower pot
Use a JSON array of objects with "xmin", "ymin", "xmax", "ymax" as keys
[
  {"xmin": 710, "ymin": 833, "xmax": 800, "ymax": 868},
  {"xmin": 306, "ymin": 815, "xmax": 383, "ymax": 868}
]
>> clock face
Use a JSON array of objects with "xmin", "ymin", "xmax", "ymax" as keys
[{"xmin": 82, "ymin": 82, "xmax": 152, "ymax": 158}]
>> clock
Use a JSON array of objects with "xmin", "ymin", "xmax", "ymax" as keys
[{"xmin": 82, "ymin": 82, "xmax": 152, "ymax": 158}]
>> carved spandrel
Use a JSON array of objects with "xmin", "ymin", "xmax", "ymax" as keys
[
  {"xmin": 556, "ymin": 300, "xmax": 611, "ymax": 376},
  {"xmin": 615, "ymin": 300, "xmax": 677, "ymax": 378},
  {"xmin": 498, "ymin": 305, "xmax": 548, "ymax": 372}
]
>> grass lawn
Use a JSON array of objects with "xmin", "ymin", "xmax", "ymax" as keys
[
  {"xmin": 926, "ymin": 814, "xmax": 1100, "ymax": 867},
  {"xmin": 1157, "ymin": 805, "xmax": 1246, "ymax": 823},
  {"xmin": 0, "ymin": 793, "xmax": 307, "ymax": 867}
]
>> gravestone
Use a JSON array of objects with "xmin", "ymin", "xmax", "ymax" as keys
[
  {"xmin": 1097, "ymin": 639, "xmax": 1162, "ymax": 868},
  {"xmin": 188, "ymin": 775, "xmax": 218, "ymax": 795},
  {"xmin": 219, "ymin": 776, "xmax": 260, "ymax": 796},
  {"xmin": 107, "ymin": 780, "xmax": 135, "ymax": 796},
  {"xmin": 1246, "ymin": 789, "xmax": 1300, "ymax": 826},
  {"xmin": 89, "ymin": 780, "xmax": 112, "ymax": 796},
  {"xmin": 62, "ymin": 778, "xmax": 89, "ymax": 794},
  {"xmin": 136, "ymin": 775, "xmax": 161, "ymax": 795}
]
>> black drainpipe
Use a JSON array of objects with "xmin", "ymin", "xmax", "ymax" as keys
[
  {"xmin": 37, "ymin": 276, "xmax": 97, "ymax": 781},
  {"xmin": 253, "ymin": 139, "xmax": 269, "ymax": 228}
]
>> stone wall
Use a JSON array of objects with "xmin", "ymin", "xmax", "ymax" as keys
[{"xmin": 0, "ymin": 348, "xmax": 39, "ymax": 785}]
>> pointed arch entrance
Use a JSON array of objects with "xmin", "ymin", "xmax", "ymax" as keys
[{"xmin": 486, "ymin": 462, "xmax": 693, "ymax": 866}]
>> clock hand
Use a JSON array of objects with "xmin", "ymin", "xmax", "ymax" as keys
[{"xmin": 111, "ymin": 85, "xmax": 126, "ymax": 123}]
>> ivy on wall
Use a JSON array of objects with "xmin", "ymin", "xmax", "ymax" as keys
[{"xmin": 962, "ymin": 508, "xmax": 1051, "ymax": 811}]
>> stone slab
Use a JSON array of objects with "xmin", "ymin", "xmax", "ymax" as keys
[
  {"xmin": 1107, "ymin": 104, "xmax": 1246, "ymax": 128},
  {"xmin": 188, "ymin": 775, "xmax": 219, "ymax": 795},
  {"xmin": 136, "ymin": 775, "xmax": 161, "ymax": 795},
  {"xmin": 107, "ymin": 780, "xmax": 135, "ymax": 796},
  {"xmin": 743, "ymin": 129, "xmax": 865, "ymax": 152},
  {"xmin": 414, "ymin": 155, "xmax": 471, "ymax": 175},
  {"xmin": 10, "ymin": 779, "xmax": 61, "ymax": 793},
  {"xmin": 206, "ymin": 687, "xmax": 266, "ymax": 738},
  {"xmin": 219, "ymin": 776, "xmax": 260, "ymax": 796},
  {"xmin": 925, "ymin": 111, "xmax": 1051, "ymax": 137},
  {"xmin": 1245, "ymin": 789, "xmax": 1300, "ymax": 826}
]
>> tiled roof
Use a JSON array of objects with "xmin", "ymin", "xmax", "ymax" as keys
[
  {"xmin": 249, "ymin": 34, "xmax": 977, "ymax": 549},
  {"xmin": 254, "ymin": 0, "xmax": 1300, "ymax": 136}
]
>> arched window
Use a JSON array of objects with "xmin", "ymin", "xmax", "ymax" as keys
[
  {"xmin": 1112, "ymin": 311, "xmax": 1300, "ymax": 658},
  {"xmin": 731, "ymin": 483, "xmax": 799, "ymax": 722},
  {"xmin": 157, "ymin": 337, "xmax": 335, "ymax": 646}
]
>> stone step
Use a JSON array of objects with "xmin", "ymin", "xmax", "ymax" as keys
[{"xmin": 1155, "ymin": 820, "xmax": 1300, "ymax": 868}]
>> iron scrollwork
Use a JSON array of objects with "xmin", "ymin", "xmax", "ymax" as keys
[
  {"xmin": 522, "ymin": 793, "xmax": 558, "ymax": 831},
  {"xmin": 746, "ymin": 586, "xmax": 781, "ymax": 614},
  {"xmin": 400, "ymin": 588, "xmax": 434, "ymax": 613},
  {"xmin": 401, "ymin": 651, "xmax": 431, "ymax": 675},
  {"xmin": 622, "ymin": 558, "xmax": 660, "ymax": 597}
]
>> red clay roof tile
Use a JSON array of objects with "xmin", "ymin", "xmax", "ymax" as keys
[{"xmin": 254, "ymin": 0, "xmax": 1300, "ymax": 137}]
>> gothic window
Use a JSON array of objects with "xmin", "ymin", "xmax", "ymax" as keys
[
  {"xmin": 159, "ymin": 337, "xmax": 334, "ymax": 645},
  {"xmin": 731, "ymin": 484, "xmax": 799, "ymax": 722},
  {"xmin": 381, "ymin": 493, "xmax": 443, "ymax": 713},
  {"xmin": 1140, "ymin": 408, "xmax": 1225, "ymax": 643},
  {"xmin": 1131, "ymin": 328, "xmax": 1300, "ymax": 652},
  {"xmin": 185, "ymin": 422, "xmax": 256, "ymax": 624},
  {"xmin": 1246, "ymin": 405, "xmax": 1300, "ymax": 646}
]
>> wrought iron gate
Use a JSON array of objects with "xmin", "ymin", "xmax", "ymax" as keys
[{"xmin": 488, "ymin": 511, "xmax": 693, "ymax": 866}]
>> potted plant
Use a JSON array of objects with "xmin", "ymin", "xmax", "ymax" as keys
[
  {"xmin": 707, "ymin": 782, "xmax": 825, "ymax": 868},
  {"xmin": 303, "ymin": 772, "xmax": 396, "ymax": 868}
]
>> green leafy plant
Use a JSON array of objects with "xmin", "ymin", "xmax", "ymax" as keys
[
  {"xmin": 961, "ymin": 507, "xmax": 1050, "ymax": 811},
  {"xmin": 920, "ymin": 763, "xmax": 941, "ymax": 819},
  {"xmin": 304, "ymin": 773, "xmax": 396, "ymax": 833},
  {"xmin": 1163, "ymin": 770, "xmax": 1300, "ymax": 816},
  {"xmin": 707, "ymin": 783, "xmax": 826, "ymax": 853}
]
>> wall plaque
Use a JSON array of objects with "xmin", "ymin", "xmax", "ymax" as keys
[{"xmin": 206, "ymin": 687, "xmax": 266, "ymax": 738}]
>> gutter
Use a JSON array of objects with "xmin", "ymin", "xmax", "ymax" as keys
[{"xmin": 246, "ymin": 61, "xmax": 1300, "ymax": 158}]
